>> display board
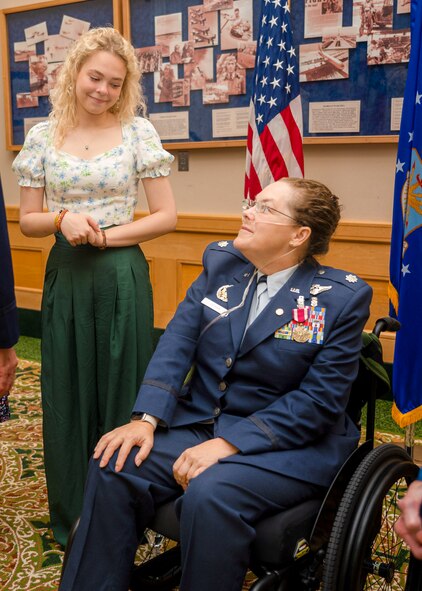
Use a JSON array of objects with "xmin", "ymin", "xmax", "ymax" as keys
[
  {"xmin": 1, "ymin": 0, "xmax": 119, "ymax": 150},
  {"xmin": 123, "ymin": 0, "xmax": 410, "ymax": 146},
  {"xmin": 295, "ymin": 0, "xmax": 410, "ymax": 140},
  {"xmin": 1, "ymin": 0, "xmax": 412, "ymax": 149}
]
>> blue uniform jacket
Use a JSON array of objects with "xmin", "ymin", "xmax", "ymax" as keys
[
  {"xmin": 133, "ymin": 241, "xmax": 372, "ymax": 487},
  {"xmin": 0, "ymin": 186, "xmax": 19, "ymax": 349}
]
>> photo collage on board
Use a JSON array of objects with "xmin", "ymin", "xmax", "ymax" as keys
[
  {"xmin": 13, "ymin": 14, "xmax": 90, "ymax": 134},
  {"xmin": 300, "ymin": 0, "xmax": 410, "ymax": 83},
  {"xmin": 135, "ymin": 0, "xmax": 255, "ymax": 108}
]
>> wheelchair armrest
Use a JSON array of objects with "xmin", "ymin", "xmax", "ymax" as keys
[{"xmin": 372, "ymin": 316, "xmax": 400, "ymax": 338}]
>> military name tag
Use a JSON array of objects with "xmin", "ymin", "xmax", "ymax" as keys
[{"xmin": 201, "ymin": 297, "xmax": 226, "ymax": 314}]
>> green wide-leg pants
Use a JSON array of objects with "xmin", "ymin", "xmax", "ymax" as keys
[{"xmin": 41, "ymin": 234, "xmax": 154, "ymax": 546}]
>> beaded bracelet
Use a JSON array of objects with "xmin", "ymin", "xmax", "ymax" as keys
[
  {"xmin": 54, "ymin": 209, "xmax": 69, "ymax": 232},
  {"xmin": 98, "ymin": 228, "xmax": 107, "ymax": 250}
]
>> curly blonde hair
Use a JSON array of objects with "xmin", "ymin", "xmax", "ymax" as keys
[{"xmin": 49, "ymin": 27, "xmax": 146, "ymax": 147}]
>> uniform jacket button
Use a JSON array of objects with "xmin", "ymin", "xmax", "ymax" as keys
[
  {"xmin": 225, "ymin": 357, "xmax": 233, "ymax": 368},
  {"xmin": 218, "ymin": 381, "xmax": 228, "ymax": 391},
  {"xmin": 213, "ymin": 407, "xmax": 221, "ymax": 417}
]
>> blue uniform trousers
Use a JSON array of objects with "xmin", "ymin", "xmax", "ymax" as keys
[{"xmin": 59, "ymin": 424, "xmax": 323, "ymax": 591}]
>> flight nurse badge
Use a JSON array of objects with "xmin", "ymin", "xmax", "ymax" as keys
[{"xmin": 216, "ymin": 284, "xmax": 233, "ymax": 302}]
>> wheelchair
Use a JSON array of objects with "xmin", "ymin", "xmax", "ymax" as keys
[{"xmin": 63, "ymin": 317, "xmax": 422, "ymax": 591}]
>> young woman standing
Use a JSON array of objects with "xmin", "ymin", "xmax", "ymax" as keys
[{"xmin": 13, "ymin": 27, "xmax": 176, "ymax": 546}]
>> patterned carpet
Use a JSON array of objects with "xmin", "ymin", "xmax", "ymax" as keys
[
  {"xmin": 1, "ymin": 360, "xmax": 419, "ymax": 591},
  {"xmin": 0, "ymin": 360, "xmax": 63, "ymax": 591}
]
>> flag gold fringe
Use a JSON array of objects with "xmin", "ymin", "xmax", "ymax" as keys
[
  {"xmin": 388, "ymin": 281, "xmax": 399, "ymax": 316},
  {"xmin": 392, "ymin": 401, "xmax": 422, "ymax": 427}
]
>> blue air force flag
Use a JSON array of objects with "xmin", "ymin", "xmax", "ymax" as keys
[{"xmin": 389, "ymin": 0, "xmax": 422, "ymax": 427}]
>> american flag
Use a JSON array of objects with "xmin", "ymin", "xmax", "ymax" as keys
[{"xmin": 244, "ymin": 0, "xmax": 304, "ymax": 199}]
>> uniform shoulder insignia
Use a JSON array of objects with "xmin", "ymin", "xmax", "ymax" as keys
[
  {"xmin": 315, "ymin": 267, "xmax": 363, "ymax": 290},
  {"xmin": 208, "ymin": 240, "xmax": 234, "ymax": 252},
  {"xmin": 207, "ymin": 240, "xmax": 249, "ymax": 264}
]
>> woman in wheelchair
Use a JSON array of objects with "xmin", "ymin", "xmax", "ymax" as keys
[{"xmin": 59, "ymin": 178, "xmax": 372, "ymax": 591}]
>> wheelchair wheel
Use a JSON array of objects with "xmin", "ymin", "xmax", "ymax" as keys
[{"xmin": 322, "ymin": 443, "xmax": 421, "ymax": 591}]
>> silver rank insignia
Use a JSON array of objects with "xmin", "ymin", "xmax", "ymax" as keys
[
  {"xmin": 218, "ymin": 241, "xmax": 229, "ymax": 247},
  {"xmin": 345, "ymin": 274, "xmax": 358, "ymax": 283},
  {"xmin": 310, "ymin": 284, "xmax": 332, "ymax": 296},
  {"xmin": 216, "ymin": 284, "xmax": 233, "ymax": 302}
]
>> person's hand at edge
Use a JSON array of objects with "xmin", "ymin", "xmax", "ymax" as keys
[
  {"xmin": 0, "ymin": 348, "xmax": 18, "ymax": 396},
  {"xmin": 395, "ymin": 479, "xmax": 422, "ymax": 559}
]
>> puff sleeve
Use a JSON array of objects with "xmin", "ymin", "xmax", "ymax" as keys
[
  {"xmin": 132, "ymin": 117, "xmax": 174, "ymax": 179},
  {"xmin": 12, "ymin": 121, "xmax": 50, "ymax": 188}
]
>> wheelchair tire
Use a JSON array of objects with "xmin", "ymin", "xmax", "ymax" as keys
[{"xmin": 322, "ymin": 443, "xmax": 421, "ymax": 591}]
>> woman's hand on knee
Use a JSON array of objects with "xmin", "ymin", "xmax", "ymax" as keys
[{"xmin": 93, "ymin": 422, "xmax": 154, "ymax": 472}]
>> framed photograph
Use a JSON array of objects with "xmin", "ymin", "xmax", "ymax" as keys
[{"xmin": 1, "ymin": 0, "xmax": 120, "ymax": 150}]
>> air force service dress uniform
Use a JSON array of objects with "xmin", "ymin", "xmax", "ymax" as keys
[{"xmin": 60, "ymin": 241, "xmax": 373, "ymax": 591}]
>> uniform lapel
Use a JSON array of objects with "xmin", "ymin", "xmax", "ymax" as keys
[
  {"xmin": 239, "ymin": 262, "xmax": 317, "ymax": 356},
  {"xmin": 227, "ymin": 263, "xmax": 257, "ymax": 350}
]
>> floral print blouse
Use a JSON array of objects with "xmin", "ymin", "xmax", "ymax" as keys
[{"xmin": 12, "ymin": 117, "xmax": 174, "ymax": 228}]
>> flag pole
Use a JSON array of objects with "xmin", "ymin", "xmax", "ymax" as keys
[{"xmin": 405, "ymin": 423, "xmax": 415, "ymax": 459}]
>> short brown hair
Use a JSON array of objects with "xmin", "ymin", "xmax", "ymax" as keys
[{"xmin": 283, "ymin": 178, "xmax": 341, "ymax": 259}]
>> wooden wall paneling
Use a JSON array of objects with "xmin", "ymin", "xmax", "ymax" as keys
[
  {"xmin": 7, "ymin": 206, "xmax": 54, "ymax": 311},
  {"xmin": 11, "ymin": 246, "xmax": 44, "ymax": 289},
  {"xmin": 177, "ymin": 261, "xmax": 203, "ymax": 304}
]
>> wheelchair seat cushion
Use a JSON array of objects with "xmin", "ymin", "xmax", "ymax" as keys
[
  {"xmin": 252, "ymin": 498, "xmax": 322, "ymax": 567},
  {"xmin": 149, "ymin": 500, "xmax": 181, "ymax": 542},
  {"xmin": 148, "ymin": 497, "xmax": 322, "ymax": 569}
]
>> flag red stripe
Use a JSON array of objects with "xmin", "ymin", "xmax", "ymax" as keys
[
  {"xmin": 281, "ymin": 106, "xmax": 304, "ymax": 175},
  {"xmin": 259, "ymin": 124, "xmax": 289, "ymax": 180},
  {"xmin": 244, "ymin": 123, "xmax": 254, "ymax": 197},
  {"xmin": 248, "ymin": 161, "xmax": 262, "ymax": 198},
  {"xmin": 247, "ymin": 122, "xmax": 253, "ymax": 154}
]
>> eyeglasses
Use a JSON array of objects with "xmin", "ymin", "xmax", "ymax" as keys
[{"xmin": 242, "ymin": 199, "xmax": 299, "ymax": 224}]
